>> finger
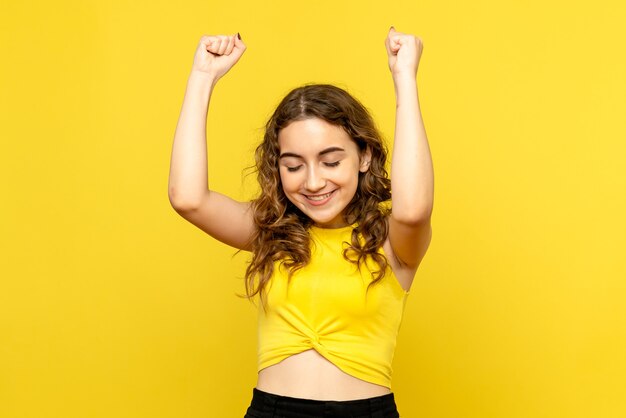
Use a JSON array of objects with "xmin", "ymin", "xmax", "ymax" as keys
[
  {"xmin": 217, "ymin": 35, "xmax": 229, "ymax": 55},
  {"xmin": 389, "ymin": 35, "xmax": 404, "ymax": 53},
  {"xmin": 206, "ymin": 38, "xmax": 222, "ymax": 54},
  {"xmin": 391, "ymin": 38, "xmax": 401, "ymax": 53},
  {"xmin": 385, "ymin": 37, "xmax": 401, "ymax": 55},
  {"xmin": 224, "ymin": 34, "xmax": 236, "ymax": 55},
  {"xmin": 201, "ymin": 35, "xmax": 218, "ymax": 50},
  {"xmin": 200, "ymin": 34, "xmax": 215, "ymax": 47}
]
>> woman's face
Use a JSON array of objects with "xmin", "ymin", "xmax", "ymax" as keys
[{"xmin": 277, "ymin": 118, "xmax": 371, "ymax": 228}]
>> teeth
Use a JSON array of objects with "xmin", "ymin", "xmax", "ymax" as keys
[{"xmin": 307, "ymin": 191, "xmax": 333, "ymax": 201}]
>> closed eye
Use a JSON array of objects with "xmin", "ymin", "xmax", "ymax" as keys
[
  {"xmin": 286, "ymin": 165, "xmax": 302, "ymax": 172},
  {"xmin": 324, "ymin": 161, "xmax": 340, "ymax": 167}
]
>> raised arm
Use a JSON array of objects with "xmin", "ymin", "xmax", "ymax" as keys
[
  {"xmin": 384, "ymin": 27, "xmax": 434, "ymax": 270},
  {"xmin": 168, "ymin": 33, "xmax": 255, "ymax": 251}
]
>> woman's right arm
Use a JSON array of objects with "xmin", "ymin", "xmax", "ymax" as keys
[{"xmin": 168, "ymin": 34, "xmax": 255, "ymax": 251}]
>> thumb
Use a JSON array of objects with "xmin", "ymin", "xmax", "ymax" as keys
[
  {"xmin": 385, "ymin": 27, "xmax": 398, "ymax": 55},
  {"xmin": 229, "ymin": 33, "xmax": 247, "ymax": 61},
  {"xmin": 234, "ymin": 33, "xmax": 246, "ymax": 52}
]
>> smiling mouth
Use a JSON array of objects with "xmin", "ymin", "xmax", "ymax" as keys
[{"xmin": 305, "ymin": 190, "xmax": 335, "ymax": 201}]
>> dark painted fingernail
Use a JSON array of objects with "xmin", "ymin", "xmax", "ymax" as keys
[{"xmin": 237, "ymin": 32, "xmax": 241, "ymax": 40}]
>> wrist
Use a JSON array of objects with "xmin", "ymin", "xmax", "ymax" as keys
[
  {"xmin": 392, "ymin": 70, "xmax": 417, "ymax": 85},
  {"xmin": 393, "ymin": 73, "xmax": 417, "ymax": 96},
  {"xmin": 392, "ymin": 74, "xmax": 419, "ymax": 108},
  {"xmin": 189, "ymin": 69, "xmax": 219, "ymax": 89}
]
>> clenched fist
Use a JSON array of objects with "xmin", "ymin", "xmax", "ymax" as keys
[
  {"xmin": 384, "ymin": 27, "xmax": 423, "ymax": 79},
  {"xmin": 192, "ymin": 33, "xmax": 247, "ymax": 81}
]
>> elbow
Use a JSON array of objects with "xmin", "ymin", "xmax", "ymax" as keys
[
  {"xmin": 170, "ymin": 197, "xmax": 197, "ymax": 213},
  {"xmin": 391, "ymin": 206, "xmax": 433, "ymax": 226},
  {"xmin": 168, "ymin": 187, "xmax": 201, "ymax": 212},
  {"xmin": 391, "ymin": 188, "xmax": 434, "ymax": 226}
]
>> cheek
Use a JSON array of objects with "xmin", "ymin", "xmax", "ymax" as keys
[
  {"xmin": 279, "ymin": 170, "xmax": 298, "ymax": 193},
  {"xmin": 337, "ymin": 166, "xmax": 361, "ymax": 186}
]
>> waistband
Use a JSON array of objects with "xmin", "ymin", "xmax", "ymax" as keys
[{"xmin": 249, "ymin": 387, "xmax": 397, "ymax": 417}]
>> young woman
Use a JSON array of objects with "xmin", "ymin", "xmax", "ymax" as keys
[{"xmin": 169, "ymin": 27, "xmax": 433, "ymax": 418}]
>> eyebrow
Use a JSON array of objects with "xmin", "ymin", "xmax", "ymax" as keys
[{"xmin": 279, "ymin": 147, "xmax": 346, "ymax": 159}]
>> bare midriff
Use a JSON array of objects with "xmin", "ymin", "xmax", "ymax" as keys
[{"xmin": 256, "ymin": 348, "xmax": 392, "ymax": 401}]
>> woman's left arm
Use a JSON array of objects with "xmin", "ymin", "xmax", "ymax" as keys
[{"xmin": 385, "ymin": 27, "xmax": 434, "ymax": 269}]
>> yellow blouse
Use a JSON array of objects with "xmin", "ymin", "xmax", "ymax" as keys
[{"xmin": 257, "ymin": 224, "xmax": 410, "ymax": 389}]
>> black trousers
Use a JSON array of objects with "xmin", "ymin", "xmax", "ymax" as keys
[{"xmin": 243, "ymin": 387, "xmax": 401, "ymax": 418}]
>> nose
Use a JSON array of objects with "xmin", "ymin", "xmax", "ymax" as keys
[{"xmin": 304, "ymin": 165, "xmax": 326, "ymax": 192}]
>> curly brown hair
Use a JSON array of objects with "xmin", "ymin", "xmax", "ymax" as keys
[{"xmin": 238, "ymin": 83, "xmax": 392, "ymax": 311}]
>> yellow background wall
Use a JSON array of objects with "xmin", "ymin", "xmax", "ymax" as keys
[{"xmin": 1, "ymin": 0, "xmax": 625, "ymax": 417}]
